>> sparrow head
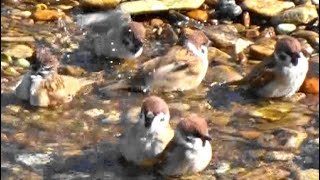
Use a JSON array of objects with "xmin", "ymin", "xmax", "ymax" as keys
[
  {"xmin": 181, "ymin": 28, "xmax": 209, "ymax": 60},
  {"xmin": 139, "ymin": 96, "xmax": 170, "ymax": 133},
  {"xmin": 31, "ymin": 44, "xmax": 59, "ymax": 77},
  {"xmin": 121, "ymin": 21, "xmax": 146, "ymax": 58},
  {"xmin": 274, "ymin": 37, "xmax": 305, "ymax": 67},
  {"xmin": 176, "ymin": 114, "xmax": 212, "ymax": 148}
]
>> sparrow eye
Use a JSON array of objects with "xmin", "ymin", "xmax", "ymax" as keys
[
  {"xmin": 278, "ymin": 53, "xmax": 287, "ymax": 61},
  {"xmin": 200, "ymin": 45, "xmax": 207, "ymax": 54}
]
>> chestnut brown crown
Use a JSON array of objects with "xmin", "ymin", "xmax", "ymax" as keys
[
  {"xmin": 34, "ymin": 41, "xmax": 60, "ymax": 71},
  {"xmin": 177, "ymin": 114, "xmax": 210, "ymax": 139},
  {"xmin": 182, "ymin": 28, "xmax": 209, "ymax": 49},
  {"xmin": 140, "ymin": 96, "xmax": 170, "ymax": 116},
  {"xmin": 275, "ymin": 37, "xmax": 302, "ymax": 56}
]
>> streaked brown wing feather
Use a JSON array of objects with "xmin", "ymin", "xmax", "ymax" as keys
[
  {"xmin": 249, "ymin": 68, "xmax": 275, "ymax": 89},
  {"xmin": 228, "ymin": 58, "xmax": 276, "ymax": 87}
]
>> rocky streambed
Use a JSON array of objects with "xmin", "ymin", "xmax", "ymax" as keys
[{"xmin": 1, "ymin": 0, "xmax": 319, "ymax": 179}]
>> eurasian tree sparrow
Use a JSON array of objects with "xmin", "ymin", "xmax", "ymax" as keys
[
  {"xmin": 76, "ymin": 10, "xmax": 146, "ymax": 59},
  {"xmin": 158, "ymin": 114, "xmax": 212, "ymax": 177},
  {"xmin": 15, "ymin": 42, "xmax": 94, "ymax": 107},
  {"xmin": 100, "ymin": 28, "xmax": 209, "ymax": 93},
  {"xmin": 119, "ymin": 96, "xmax": 174, "ymax": 167},
  {"xmin": 227, "ymin": 37, "xmax": 309, "ymax": 98}
]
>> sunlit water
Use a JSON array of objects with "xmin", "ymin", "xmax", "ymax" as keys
[{"xmin": 1, "ymin": 3, "xmax": 319, "ymax": 180}]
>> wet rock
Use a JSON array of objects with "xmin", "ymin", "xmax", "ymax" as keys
[
  {"xmin": 276, "ymin": 23, "xmax": 297, "ymax": 34},
  {"xmin": 169, "ymin": 103, "xmax": 191, "ymax": 112},
  {"xmin": 3, "ymin": 44, "xmax": 34, "ymax": 59},
  {"xmin": 292, "ymin": 30, "xmax": 319, "ymax": 50},
  {"xmin": 271, "ymin": 5, "xmax": 318, "ymax": 25},
  {"xmin": 295, "ymin": 138, "xmax": 319, "ymax": 169},
  {"xmin": 206, "ymin": 65, "xmax": 243, "ymax": 83},
  {"xmin": 300, "ymin": 169, "xmax": 319, "ymax": 180},
  {"xmin": 186, "ymin": 9, "xmax": 208, "ymax": 22},
  {"xmin": 236, "ymin": 164, "xmax": 290, "ymax": 180},
  {"xmin": 84, "ymin": 108, "xmax": 105, "ymax": 118},
  {"xmin": 33, "ymin": 9, "xmax": 65, "ymax": 21},
  {"xmin": 11, "ymin": 9, "xmax": 32, "ymax": 18},
  {"xmin": 1, "ymin": 61, "xmax": 9, "ymax": 69},
  {"xmin": 249, "ymin": 103, "xmax": 293, "ymax": 121},
  {"xmin": 205, "ymin": 0, "xmax": 218, "ymax": 7},
  {"xmin": 207, "ymin": 47, "xmax": 232, "ymax": 64},
  {"xmin": 1, "ymin": 133, "xmax": 9, "ymax": 143},
  {"xmin": 239, "ymin": 130, "xmax": 262, "ymax": 140},
  {"xmin": 265, "ymin": 151, "xmax": 295, "ymax": 161},
  {"xmin": 7, "ymin": 105, "xmax": 21, "ymax": 113},
  {"xmin": 58, "ymin": 65, "xmax": 87, "ymax": 77},
  {"xmin": 2, "ymin": 67, "xmax": 20, "ymax": 76},
  {"xmin": 124, "ymin": 106, "xmax": 141, "ymax": 124},
  {"xmin": 80, "ymin": 0, "xmax": 120, "ymax": 8},
  {"xmin": 257, "ymin": 128, "xmax": 308, "ymax": 150},
  {"xmin": 241, "ymin": 0, "xmax": 295, "ymax": 17},
  {"xmin": 244, "ymin": 29, "xmax": 260, "ymax": 39},
  {"xmin": 101, "ymin": 110, "xmax": 120, "ymax": 124},
  {"xmin": 203, "ymin": 25, "xmax": 253, "ymax": 53},
  {"xmin": 299, "ymin": 38, "xmax": 315, "ymax": 55},
  {"xmin": 215, "ymin": 0, "xmax": 243, "ymax": 20},
  {"xmin": 1, "ymin": 36, "xmax": 35, "ymax": 42},
  {"xmin": 260, "ymin": 27, "xmax": 276, "ymax": 38},
  {"xmin": 15, "ymin": 58, "xmax": 30, "ymax": 68},
  {"xmin": 301, "ymin": 77, "xmax": 319, "ymax": 94},
  {"xmin": 233, "ymin": 23, "xmax": 246, "ymax": 32},
  {"xmin": 1, "ymin": 53, "xmax": 12, "ymax": 64},
  {"xmin": 243, "ymin": 11, "xmax": 250, "ymax": 28},
  {"xmin": 120, "ymin": 0, "xmax": 205, "ymax": 14},
  {"xmin": 249, "ymin": 38, "xmax": 276, "ymax": 60},
  {"xmin": 150, "ymin": 18, "xmax": 164, "ymax": 27},
  {"xmin": 214, "ymin": 161, "xmax": 231, "ymax": 174},
  {"xmin": 16, "ymin": 153, "xmax": 52, "ymax": 170}
]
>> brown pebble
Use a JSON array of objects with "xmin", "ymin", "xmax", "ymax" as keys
[
  {"xmin": 300, "ymin": 77, "xmax": 319, "ymax": 94},
  {"xmin": 245, "ymin": 29, "xmax": 260, "ymax": 39},
  {"xmin": 260, "ymin": 27, "xmax": 276, "ymax": 38},
  {"xmin": 151, "ymin": 18, "xmax": 164, "ymax": 27},
  {"xmin": 243, "ymin": 11, "xmax": 250, "ymax": 28},
  {"xmin": 33, "ymin": 9, "xmax": 65, "ymax": 21},
  {"xmin": 186, "ymin": 10, "xmax": 209, "ymax": 22},
  {"xmin": 238, "ymin": 52, "xmax": 248, "ymax": 64}
]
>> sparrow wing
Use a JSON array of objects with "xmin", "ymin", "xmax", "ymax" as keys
[{"xmin": 227, "ymin": 58, "xmax": 276, "ymax": 88}]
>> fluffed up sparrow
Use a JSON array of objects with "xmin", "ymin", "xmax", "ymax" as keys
[
  {"xmin": 76, "ymin": 10, "xmax": 146, "ymax": 59},
  {"xmin": 227, "ymin": 37, "xmax": 309, "ymax": 98},
  {"xmin": 100, "ymin": 28, "xmax": 210, "ymax": 93},
  {"xmin": 119, "ymin": 96, "xmax": 174, "ymax": 167},
  {"xmin": 15, "ymin": 41, "xmax": 94, "ymax": 107},
  {"xmin": 158, "ymin": 114, "xmax": 212, "ymax": 177}
]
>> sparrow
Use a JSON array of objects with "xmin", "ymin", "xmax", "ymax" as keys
[
  {"xmin": 118, "ymin": 96, "xmax": 174, "ymax": 167},
  {"xmin": 76, "ymin": 10, "xmax": 146, "ymax": 59},
  {"xmin": 100, "ymin": 28, "xmax": 210, "ymax": 93},
  {"xmin": 227, "ymin": 37, "xmax": 309, "ymax": 98},
  {"xmin": 15, "ymin": 41, "xmax": 94, "ymax": 107},
  {"xmin": 158, "ymin": 114, "xmax": 212, "ymax": 177}
]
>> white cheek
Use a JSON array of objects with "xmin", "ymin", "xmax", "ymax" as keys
[
  {"xmin": 186, "ymin": 42, "xmax": 208, "ymax": 65},
  {"xmin": 150, "ymin": 113, "xmax": 169, "ymax": 133}
]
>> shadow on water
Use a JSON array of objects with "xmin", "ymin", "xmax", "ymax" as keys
[
  {"xmin": 206, "ymin": 83, "xmax": 261, "ymax": 110},
  {"xmin": 43, "ymin": 141, "xmax": 162, "ymax": 180}
]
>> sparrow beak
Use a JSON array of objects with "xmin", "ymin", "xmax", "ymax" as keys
[
  {"xmin": 201, "ymin": 134, "xmax": 212, "ymax": 147},
  {"xmin": 291, "ymin": 53, "xmax": 300, "ymax": 66}
]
